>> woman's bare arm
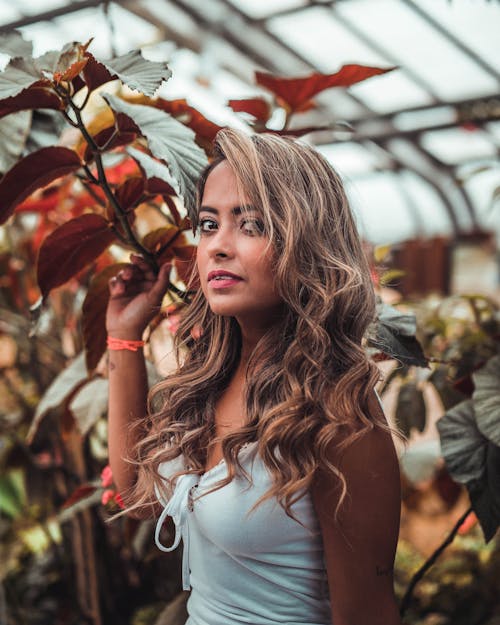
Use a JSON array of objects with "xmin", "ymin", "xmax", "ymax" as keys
[
  {"xmin": 311, "ymin": 394, "xmax": 403, "ymax": 625},
  {"xmin": 106, "ymin": 257, "xmax": 171, "ymax": 511}
]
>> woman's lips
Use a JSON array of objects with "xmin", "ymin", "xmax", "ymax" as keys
[{"xmin": 207, "ymin": 271, "xmax": 243, "ymax": 289}]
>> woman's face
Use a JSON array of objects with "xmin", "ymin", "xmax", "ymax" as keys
[{"xmin": 196, "ymin": 161, "xmax": 283, "ymax": 327}]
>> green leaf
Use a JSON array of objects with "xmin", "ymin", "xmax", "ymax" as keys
[
  {"xmin": 428, "ymin": 366, "xmax": 467, "ymax": 411},
  {"xmin": 35, "ymin": 41, "xmax": 81, "ymax": 75},
  {"xmin": 102, "ymin": 94, "xmax": 208, "ymax": 216},
  {"xmin": 395, "ymin": 381, "xmax": 426, "ymax": 437},
  {"xmin": 0, "ymin": 110, "xmax": 31, "ymax": 174},
  {"xmin": 377, "ymin": 302, "xmax": 417, "ymax": 336},
  {"xmin": 27, "ymin": 353, "xmax": 88, "ymax": 444},
  {"xmin": 69, "ymin": 377, "xmax": 109, "ymax": 435},
  {"xmin": 0, "ymin": 30, "xmax": 33, "ymax": 58},
  {"xmin": 0, "ymin": 469, "xmax": 27, "ymax": 518},
  {"xmin": 467, "ymin": 442, "xmax": 500, "ymax": 542},
  {"xmin": 368, "ymin": 302, "xmax": 427, "ymax": 367},
  {"xmin": 0, "ymin": 56, "xmax": 44, "ymax": 100},
  {"xmin": 437, "ymin": 399, "xmax": 486, "ymax": 484},
  {"xmin": 99, "ymin": 49, "xmax": 172, "ymax": 96},
  {"xmin": 127, "ymin": 145, "xmax": 179, "ymax": 193},
  {"xmin": 472, "ymin": 354, "xmax": 500, "ymax": 446}
]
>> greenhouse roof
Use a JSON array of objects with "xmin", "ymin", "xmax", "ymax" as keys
[{"xmin": 1, "ymin": 0, "xmax": 499, "ymax": 243}]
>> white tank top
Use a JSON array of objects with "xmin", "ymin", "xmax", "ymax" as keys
[{"xmin": 154, "ymin": 442, "xmax": 332, "ymax": 625}]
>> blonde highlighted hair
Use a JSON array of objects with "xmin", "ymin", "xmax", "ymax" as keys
[{"xmin": 128, "ymin": 128, "xmax": 383, "ymax": 517}]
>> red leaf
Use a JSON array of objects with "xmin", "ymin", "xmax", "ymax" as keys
[
  {"xmin": 155, "ymin": 98, "xmax": 223, "ymax": 144},
  {"xmin": 115, "ymin": 177, "xmax": 145, "ymax": 211},
  {"xmin": 143, "ymin": 226, "xmax": 181, "ymax": 258},
  {"xmin": 0, "ymin": 147, "xmax": 81, "ymax": 225},
  {"xmin": 82, "ymin": 263, "xmax": 129, "ymax": 372},
  {"xmin": 228, "ymin": 98, "xmax": 271, "ymax": 123},
  {"xmin": 0, "ymin": 86, "xmax": 63, "ymax": 119},
  {"xmin": 15, "ymin": 187, "xmax": 60, "ymax": 215},
  {"xmin": 146, "ymin": 177, "xmax": 177, "ymax": 198},
  {"xmin": 62, "ymin": 484, "xmax": 97, "ymax": 509},
  {"xmin": 256, "ymin": 64, "xmax": 395, "ymax": 112},
  {"xmin": 83, "ymin": 114, "xmax": 138, "ymax": 162},
  {"xmin": 37, "ymin": 214, "xmax": 116, "ymax": 297},
  {"xmin": 172, "ymin": 244, "xmax": 197, "ymax": 285},
  {"xmin": 82, "ymin": 53, "xmax": 116, "ymax": 93},
  {"xmin": 57, "ymin": 58, "xmax": 89, "ymax": 83}
]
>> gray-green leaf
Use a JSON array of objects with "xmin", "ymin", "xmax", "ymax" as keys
[
  {"xmin": 99, "ymin": 50, "xmax": 172, "ymax": 97},
  {"xmin": 127, "ymin": 145, "xmax": 179, "ymax": 193},
  {"xmin": 473, "ymin": 354, "xmax": 500, "ymax": 446},
  {"xmin": 467, "ymin": 442, "xmax": 500, "ymax": 542},
  {"xmin": 368, "ymin": 302, "xmax": 427, "ymax": 367},
  {"xmin": 103, "ymin": 94, "xmax": 208, "ymax": 215},
  {"xmin": 377, "ymin": 302, "xmax": 417, "ymax": 337},
  {"xmin": 437, "ymin": 399, "xmax": 487, "ymax": 484},
  {"xmin": 27, "ymin": 353, "xmax": 88, "ymax": 444},
  {"xmin": 0, "ymin": 57, "xmax": 43, "ymax": 100},
  {"xmin": 395, "ymin": 381, "xmax": 426, "ymax": 437},
  {"xmin": 0, "ymin": 30, "xmax": 33, "ymax": 58},
  {"xmin": 0, "ymin": 110, "xmax": 31, "ymax": 174}
]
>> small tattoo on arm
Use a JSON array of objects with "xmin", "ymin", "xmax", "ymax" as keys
[
  {"xmin": 376, "ymin": 565, "xmax": 392, "ymax": 577},
  {"xmin": 109, "ymin": 361, "xmax": 116, "ymax": 371}
]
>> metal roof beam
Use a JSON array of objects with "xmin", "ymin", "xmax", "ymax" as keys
[{"xmin": 0, "ymin": 0, "xmax": 132, "ymax": 32}]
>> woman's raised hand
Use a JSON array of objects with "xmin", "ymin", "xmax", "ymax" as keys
[{"xmin": 106, "ymin": 254, "xmax": 172, "ymax": 339}]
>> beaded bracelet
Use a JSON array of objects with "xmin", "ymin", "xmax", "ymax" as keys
[{"xmin": 106, "ymin": 336, "xmax": 145, "ymax": 352}]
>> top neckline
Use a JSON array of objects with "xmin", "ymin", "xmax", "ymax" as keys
[{"xmin": 200, "ymin": 441, "xmax": 257, "ymax": 482}]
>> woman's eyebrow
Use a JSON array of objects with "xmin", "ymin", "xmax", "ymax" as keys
[{"xmin": 198, "ymin": 204, "xmax": 258, "ymax": 215}]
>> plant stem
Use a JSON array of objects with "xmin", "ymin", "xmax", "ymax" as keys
[
  {"xmin": 64, "ymin": 92, "xmax": 155, "ymax": 266},
  {"xmin": 399, "ymin": 505, "xmax": 473, "ymax": 617},
  {"xmin": 59, "ymin": 86, "xmax": 192, "ymax": 303}
]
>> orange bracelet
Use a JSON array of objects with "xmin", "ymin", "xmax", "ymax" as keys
[{"xmin": 107, "ymin": 336, "xmax": 145, "ymax": 351}]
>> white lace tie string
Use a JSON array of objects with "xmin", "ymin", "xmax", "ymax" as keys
[{"xmin": 154, "ymin": 472, "xmax": 199, "ymax": 591}]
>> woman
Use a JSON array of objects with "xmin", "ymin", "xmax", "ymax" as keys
[{"xmin": 106, "ymin": 129, "xmax": 402, "ymax": 625}]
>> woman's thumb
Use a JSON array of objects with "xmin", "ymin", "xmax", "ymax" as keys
[{"xmin": 150, "ymin": 262, "xmax": 172, "ymax": 299}]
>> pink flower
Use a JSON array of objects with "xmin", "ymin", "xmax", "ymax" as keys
[
  {"xmin": 101, "ymin": 489, "xmax": 115, "ymax": 505},
  {"xmin": 114, "ymin": 492, "xmax": 125, "ymax": 509},
  {"xmin": 100, "ymin": 465, "xmax": 113, "ymax": 488}
]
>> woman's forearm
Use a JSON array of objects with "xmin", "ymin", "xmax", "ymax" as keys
[{"xmin": 107, "ymin": 342, "xmax": 149, "ymax": 498}]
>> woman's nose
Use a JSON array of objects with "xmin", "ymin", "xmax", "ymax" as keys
[{"xmin": 206, "ymin": 227, "xmax": 234, "ymax": 259}]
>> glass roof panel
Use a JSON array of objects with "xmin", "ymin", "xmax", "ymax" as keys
[
  {"xmin": 348, "ymin": 71, "xmax": 432, "ymax": 114},
  {"xmin": 393, "ymin": 106, "xmax": 456, "ymax": 132},
  {"xmin": 267, "ymin": 6, "xmax": 388, "ymax": 73},
  {"xmin": 335, "ymin": 0, "xmax": 498, "ymax": 101},
  {"xmin": 140, "ymin": 0, "xmax": 200, "ymax": 40},
  {"xmin": 10, "ymin": 0, "xmax": 68, "ymax": 16},
  {"xmin": 461, "ymin": 167, "xmax": 500, "ymax": 233},
  {"xmin": 398, "ymin": 170, "xmax": 454, "ymax": 238},
  {"xmin": 317, "ymin": 141, "xmax": 381, "ymax": 177},
  {"xmin": 227, "ymin": 0, "xmax": 307, "ymax": 20},
  {"xmin": 345, "ymin": 172, "xmax": 427, "ymax": 245},
  {"xmin": 0, "ymin": 1, "xmax": 23, "ymax": 23},
  {"xmin": 417, "ymin": 0, "xmax": 500, "ymax": 74},
  {"xmin": 420, "ymin": 127, "xmax": 497, "ymax": 165}
]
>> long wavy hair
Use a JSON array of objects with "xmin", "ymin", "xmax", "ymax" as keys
[{"xmin": 127, "ymin": 128, "xmax": 384, "ymax": 518}]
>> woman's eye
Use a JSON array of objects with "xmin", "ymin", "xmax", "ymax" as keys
[
  {"xmin": 240, "ymin": 219, "xmax": 265, "ymax": 236},
  {"xmin": 198, "ymin": 218, "xmax": 218, "ymax": 234}
]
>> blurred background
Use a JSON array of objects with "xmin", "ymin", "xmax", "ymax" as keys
[{"xmin": 1, "ymin": 1, "xmax": 499, "ymax": 625}]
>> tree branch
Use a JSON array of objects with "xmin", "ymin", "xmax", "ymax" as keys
[{"xmin": 399, "ymin": 505, "xmax": 474, "ymax": 616}]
